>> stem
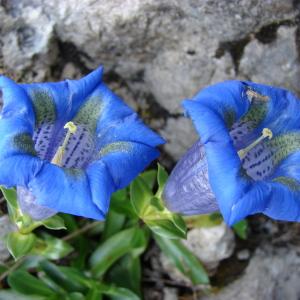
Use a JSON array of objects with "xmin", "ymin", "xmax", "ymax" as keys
[
  {"xmin": 0, "ymin": 257, "xmax": 25, "ymax": 282},
  {"xmin": 62, "ymin": 221, "xmax": 101, "ymax": 242}
]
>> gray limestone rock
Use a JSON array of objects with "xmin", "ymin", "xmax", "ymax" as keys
[
  {"xmin": 202, "ymin": 244, "xmax": 300, "ymax": 300},
  {"xmin": 160, "ymin": 222, "xmax": 235, "ymax": 283},
  {"xmin": 0, "ymin": 0, "xmax": 299, "ymax": 159},
  {"xmin": 239, "ymin": 26, "xmax": 300, "ymax": 95}
]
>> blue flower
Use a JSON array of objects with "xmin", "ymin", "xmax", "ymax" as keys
[
  {"xmin": 0, "ymin": 67, "xmax": 164, "ymax": 220},
  {"xmin": 163, "ymin": 81, "xmax": 300, "ymax": 225}
]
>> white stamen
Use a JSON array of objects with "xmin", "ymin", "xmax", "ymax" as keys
[
  {"xmin": 51, "ymin": 121, "xmax": 77, "ymax": 166},
  {"xmin": 238, "ymin": 128, "xmax": 273, "ymax": 160}
]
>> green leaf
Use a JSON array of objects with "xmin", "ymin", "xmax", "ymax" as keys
[
  {"xmin": 106, "ymin": 255, "xmax": 142, "ymax": 297},
  {"xmin": 90, "ymin": 227, "xmax": 148, "ymax": 278},
  {"xmin": 101, "ymin": 210, "xmax": 126, "ymax": 242},
  {"xmin": 86, "ymin": 284, "xmax": 103, "ymax": 300},
  {"xmin": 146, "ymin": 218, "xmax": 186, "ymax": 239},
  {"xmin": 66, "ymin": 293, "xmax": 85, "ymax": 300},
  {"xmin": 110, "ymin": 189, "xmax": 136, "ymax": 219},
  {"xmin": 156, "ymin": 164, "xmax": 168, "ymax": 197},
  {"xmin": 130, "ymin": 176, "xmax": 153, "ymax": 218},
  {"xmin": 31, "ymin": 234, "xmax": 73, "ymax": 260},
  {"xmin": 6, "ymin": 232, "xmax": 36, "ymax": 260},
  {"xmin": 233, "ymin": 219, "xmax": 248, "ymax": 240},
  {"xmin": 143, "ymin": 197, "xmax": 187, "ymax": 239},
  {"xmin": 8, "ymin": 270, "xmax": 55, "ymax": 297},
  {"xmin": 39, "ymin": 261, "xmax": 88, "ymax": 293},
  {"xmin": 40, "ymin": 215, "xmax": 66, "ymax": 230},
  {"xmin": 140, "ymin": 169, "xmax": 157, "ymax": 189},
  {"xmin": 154, "ymin": 234, "xmax": 209, "ymax": 285},
  {"xmin": 0, "ymin": 291, "xmax": 47, "ymax": 300},
  {"xmin": 184, "ymin": 213, "xmax": 223, "ymax": 228},
  {"xmin": 98, "ymin": 283, "xmax": 139, "ymax": 300},
  {"xmin": 0, "ymin": 187, "xmax": 20, "ymax": 223}
]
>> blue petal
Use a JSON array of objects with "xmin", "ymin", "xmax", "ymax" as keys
[
  {"xmin": 182, "ymin": 80, "xmax": 300, "ymax": 225},
  {"xmin": 98, "ymin": 141, "xmax": 160, "ymax": 189},
  {"xmin": 0, "ymin": 76, "xmax": 43, "ymax": 187},
  {"xmin": 163, "ymin": 140, "xmax": 218, "ymax": 215},
  {"xmin": 95, "ymin": 83, "xmax": 165, "ymax": 148},
  {"xmin": 28, "ymin": 163, "xmax": 107, "ymax": 220},
  {"xmin": 20, "ymin": 67, "xmax": 103, "ymax": 123}
]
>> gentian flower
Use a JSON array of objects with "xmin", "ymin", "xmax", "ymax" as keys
[
  {"xmin": 0, "ymin": 67, "xmax": 164, "ymax": 220},
  {"xmin": 163, "ymin": 81, "xmax": 300, "ymax": 225}
]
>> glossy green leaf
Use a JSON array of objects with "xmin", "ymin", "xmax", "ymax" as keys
[
  {"xmin": 90, "ymin": 227, "xmax": 148, "ymax": 278},
  {"xmin": 184, "ymin": 213, "xmax": 223, "ymax": 228},
  {"xmin": 0, "ymin": 291, "xmax": 46, "ymax": 300},
  {"xmin": 98, "ymin": 283, "xmax": 139, "ymax": 300},
  {"xmin": 110, "ymin": 190, "xmax": 136, "ymax": 219},
  {"xmin": 143, "ymin": 197, "xmax": 187, "ymax": 239},
  {"xmin": 0, "ymin": 187, "xmax": 20, "ymax": 223},
  {"xmin": 66, "ymin": 292, "xmax": 85, "ymax": 300},
  {"xmin": 140, "ymin": 169, "xmax": 157, "ymax": 189},
  {"xmin": 156, "ymin": 164, "xmax": 168, "ymax": 197},
  {"xmin": 8, "ymin": 270, "xmax": 55, "ymax": 296},
  {"xmin": 106, "ymin": 254, "xmax": 142, "ymax": 297},
  {"xmin": 31, "ymin": 234, "xmax": 73, "ymax": 260},
  {"xmin": 154, "ymin": 234, "xmax": 209, "ymax": 285},
  {"xmin": 39, "ymin": 261, "xmax": 88, "ymax": 293},
  {"xmin": 40, "ymin": 215, "xmax": 66, "ymax": 230},
  {"xmin": 233, "ymin": 219, "xmax": 248, "ymax": 240},
  {"xmin": 101, "ymin": 210, "xmax": 126, "ymax": 242},
  {"xmin": 130, "ymin": 176, "xmax": 153, "ymax": 218},
  {"xmin": 146, "ymin": 218, "xmax": 186, "ymax": 239},
  {"xmin": 86, "ymin": 284, "xmax": 103, "ymax": 300},
  {"xmin": 6, "ymin": 232, "xmax": 36, "ymax": 260}
]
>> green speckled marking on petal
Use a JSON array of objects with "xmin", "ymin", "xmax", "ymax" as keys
[
  {"xmin": 272, "ymin": 176, "xmax": 300, "ymax": 191},
  {"xmin": 13, "ymin": 133, "xmax": 36, "ymax": 156},
  {"xmin": 267, "ymin": 133, "xmax": 300, "ymax": 165},
  {"xmin": 30, "ymin": 89, "xmax": 56, "ymax": 126},
  {"xmin": 224, "ymin": 109, "xmax": 236, "ymax": 128},
  {"xmin": 64, "ymin": 168, "xmax": 85, "ymax": 178},
  {"xmin": 73, "ymin": 96, "xmax": 103, "ymax": 133},
  {"xmin": 99, "ymin": 142, "xmax": 133, "ymax": 157},
  {"xmin": 240, "ymin": 99, "xmax": 268, "ymax": 130}
]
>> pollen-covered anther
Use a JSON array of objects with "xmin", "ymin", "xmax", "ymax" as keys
[
  {"xmin": 51, "ymin": 121, "xmax": 77, "ymax": 166},
  {"xmin": 238, "ymin": 127, "xmax": 273, "ymax": 160},
  {"xmin": 246, "ymin": 89, "xmax": 269, "ymax": 102}
]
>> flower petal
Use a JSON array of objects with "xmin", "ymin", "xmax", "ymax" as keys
[
  {"xmin": 95, "ymin": 84, "xmax": 165, "ymax": 149},
  {"xmin": 163, "ymin": 140, "xmax": 218, "ymax": 215},
  {"xmin": 98, "ymin": 141, "xmax": 160, "ymax": 189},
  {"xmin": 28, "ymin": 163, "xmax": 106, "ymax": 220},
  {"xmin": 183, "ymin": 80, "xmax": 300, "ymax": 225}
]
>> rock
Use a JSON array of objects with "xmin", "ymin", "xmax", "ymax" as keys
[
  {"xmin": 239, "ymin": 26, "xmax": 300, "ymax": 95},
  {"xmin": 202, "ymin": 244, "xmax": 300, "ymax": 300},
  {"xmin": 236, "ymin": 249, "xmax": 250, "ymax": 261},
  {"xmin": 160, "ymin": 222, "xmax": 235, "ymax": 283},
  {"xmin": 0, "ymin": 0, "xmax": 299, "ymax": 159},
  {"xmin": 0, "ymin": 1, "xmax": 57, "ymax": 82},
  {"xmin": 0, "ymin": 215, "xmax": 16, "ymax": 262},
  {"xmin": 182, "ymin": 223, "xmax": 235, "ymax": 272},
  {"xmin": 163, "ymin": 288, "xmax": 178, "ymax": 300}
]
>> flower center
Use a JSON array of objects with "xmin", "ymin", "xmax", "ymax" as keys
[
  {"xmin": 51, "ymin": 122, "xmax": 77, "ymax": 166},
  {"xmin": 238, "ymin": 128, "xmax": 273, "ymax": 160}
]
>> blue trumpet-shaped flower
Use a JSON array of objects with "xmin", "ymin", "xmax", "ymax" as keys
[
  {"xmin": 163, "ymin": 81, "xmax": 300, "ymax": 225},
  {"xmin": 0, "ymin": 67, "xmax": 164, "ymax": 220}
]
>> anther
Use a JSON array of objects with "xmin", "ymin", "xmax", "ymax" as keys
[
  {"xmin": 238, "ymin": 128, "xmax": 273, "ymax": 160},
  {"xmin": 51, "ymin": 121, "xmax": 77, "ymax": 166},
  {"xmin": 246, "ymin": 89, "xmax": 269, "ymax": 102}
]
